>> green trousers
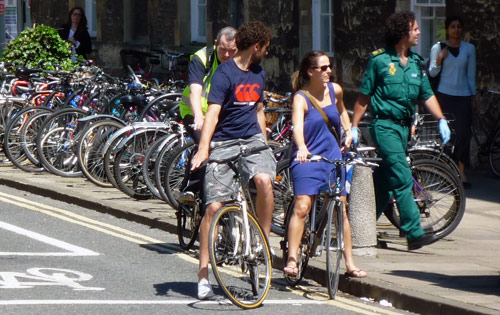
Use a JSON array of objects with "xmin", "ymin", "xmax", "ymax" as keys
[{"xmin": 369, "ymin": 119, "xmax": 424, "ymax": 242}]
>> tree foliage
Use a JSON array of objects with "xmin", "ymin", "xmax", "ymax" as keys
[{"xmin": 0, "ymin": 25, "xmax": 80, "ymax": 71}]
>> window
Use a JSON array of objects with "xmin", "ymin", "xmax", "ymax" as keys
[
  {"xmin": 312, "ymin": 0, "xmax": 334, "ymax": 56},
  {"xmin": 85, "ymin": 0, "xmax": 97, "ymax": 37},
  {"xmin": 191, "ymin": 0, "xmax": 206, "ymax": 43},
  {"xmin": 412, "ymin": 0, "xmax": 446, "ymax": 59}
]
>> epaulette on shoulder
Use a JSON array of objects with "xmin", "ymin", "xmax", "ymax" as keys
[
  {"xmin": 371, "ymin": 48, "xmax": 385, "ymax": 57},
  {"xmin": 413, "ymin": 51, "xmax": 424, "ymax": 62}
]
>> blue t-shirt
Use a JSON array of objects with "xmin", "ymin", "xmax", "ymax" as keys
[
  {"xmin": 187, "ymin": 55, "xmax": 206, "ymax": 85},
  {"xmin": 208, "ymin": 59, "xmax": 265, "ymax": 141}
]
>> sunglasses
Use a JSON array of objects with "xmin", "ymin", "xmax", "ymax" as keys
[{"xmin": 313, "ymin": 64, "xmax": 333, "ymax": 71}]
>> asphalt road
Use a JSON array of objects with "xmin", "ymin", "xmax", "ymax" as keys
[{"xmin": 0, "ymin": 184, "xmax": 412, "ymax": 315}]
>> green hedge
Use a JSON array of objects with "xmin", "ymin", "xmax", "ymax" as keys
[{"xmin": 1, "ymin": 24, "xmax": 81, "ymax": 71}]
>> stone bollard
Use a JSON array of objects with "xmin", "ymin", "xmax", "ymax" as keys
[{"xmin": 348, "ymin": 164, "xmax": 377, "ymax": 256}]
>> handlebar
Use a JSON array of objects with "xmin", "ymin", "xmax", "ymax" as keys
[{"xmin": 264, "ymin": 91, "xmax": 292, "ymax": 105}]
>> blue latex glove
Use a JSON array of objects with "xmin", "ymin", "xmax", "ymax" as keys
[
  {"xmin": 351, "ymin": 127, "xmax": 359, "ymax": 146},
  {"xmin": 439, "ymin": 118, "xmax": 451, "ymax": 145}
]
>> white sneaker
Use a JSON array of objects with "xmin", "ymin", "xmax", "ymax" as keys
[
  {"xmin": 178, "ymin": 191, "xmax": 195, "ymax": 205},
  {"xmin": 197, "ymin": 278, "xmax": 214, "ymax": 300}
]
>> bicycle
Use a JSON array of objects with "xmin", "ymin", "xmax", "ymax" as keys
[
  {"xmin": 207, "ymin": 143, "xmax": 272, "ymax": 309},
  {"xmin": 470, "ymin": 89, "xmax": 500, "ymax": 178},
  {"xmin": 280, "ymin": 149, "xmax": 378, "ymax": 299}
]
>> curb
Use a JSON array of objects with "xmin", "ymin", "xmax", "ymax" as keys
[{"xmin": 0, "ymin": 176, "xmax": 495, "ymax": 315}]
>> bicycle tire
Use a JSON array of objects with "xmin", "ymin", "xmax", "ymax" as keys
[
  {"xmin": 3, "ymin": 107, "xmax": 52, "ymax": 172},
  {"xmin": 160, "ymin": 139, "xmax": 195, "ymax": 209},
  {"xmin": 488, "ymin": 127, "xmax": 500, "ymax": 178},
  {"xmin": 36, "ymin": 108, "xmax": 89, "ymax": 176},
  {"xmin": 209, "ymin": 205, "xmax": 272, "ymax": 309},
  {"xmin": 384, "ymin": 158, "xmax": 466, "ymax": 240},
  {"xmin": 152, "ymin": 134, "xmax": 183, "ymax": 206},
  {"xmin": 102, "ymin": 126, "xmax": 133, "ymax": 189},
  {"xmin": 176, "ymin": 201, "xmax": 200, "ymax": 250},
  {"xmin": 113, "ymin": 129, "xmax": 169, "ymax": 199},
  {"xmin": 141, "ymin": 135, "xmax": 172, "ymax": 199},
  {"xmin": 77, "ymin": 119, "xmax": 126, "ymax": 187},
  {"xmin": 22, "ymin": 110, "xmax": 55, "ymax": 168},
  {"xmin": 408, "ymin": 146, "xmax": 461, "ymax": 179},
  {"xmin": 0, "ymin": 100, "xmax": 25, "ymax": 167},
  {"xmin": 38, "ymin": 126, "xmax": 81, "ymax": 177},
  {"xmin": 281, "ymin": 200, "xmax": 310, "ymax": 286},
  {"xmin": 326, "ymin": 199, "xmax": 344, "ymax": 299},
  {"xmin": 272, "ymin": 156, "xmax": 293, "ymax": 236}
]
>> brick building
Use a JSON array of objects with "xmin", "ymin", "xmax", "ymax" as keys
[{"xmin": 29, "ymin": 0, "xmax": 499, "ymax": 130}]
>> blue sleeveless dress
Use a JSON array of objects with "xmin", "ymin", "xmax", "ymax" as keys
[{"xmin": 290, "ymin": 83, "xmax": 345, "ymax": 196}]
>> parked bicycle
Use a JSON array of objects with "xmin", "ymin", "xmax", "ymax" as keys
[{"xmin": 470, "ymin": 89, "xmax": 500, "ymax": 178}]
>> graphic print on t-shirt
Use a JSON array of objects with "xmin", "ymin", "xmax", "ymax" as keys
[{"xmin": 234, "ymin": 84, "xmax": 261, "ymax": 105}]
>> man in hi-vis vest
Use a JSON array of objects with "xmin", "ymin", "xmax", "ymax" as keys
[{"xmin": 178, "ymin": 27, "xmax": 237, "ymax": 205}]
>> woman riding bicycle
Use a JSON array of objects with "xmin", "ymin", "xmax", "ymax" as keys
[{"xmin": 285, "ymin": 50, "xmax": 366, "ymax": 279}]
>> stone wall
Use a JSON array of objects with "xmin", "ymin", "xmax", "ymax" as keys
[
  {"xmin": 30, "ymin": 1, "xmax": 68, "ymax": 29},
  {"xmin": 333, "ymin": 0, "xmax": 396, "ymax": 107},
  {"xmin": 248, "ymin": 0, "xmax": 299, "ymax": 92}
]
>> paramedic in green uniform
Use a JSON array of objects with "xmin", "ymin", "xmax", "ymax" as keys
[{"xmin": 351, "ymin": 11, "xmax": 451, "ymax": 250}]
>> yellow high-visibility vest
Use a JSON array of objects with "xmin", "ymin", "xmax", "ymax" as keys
[{"xmin": 179, "ymin": 46, "xmax": 218, "ymax": 119}]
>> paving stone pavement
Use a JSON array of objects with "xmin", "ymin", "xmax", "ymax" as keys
[{"xmin": 0, "ymin": 164, "xmax": 499, "ymax": 315}]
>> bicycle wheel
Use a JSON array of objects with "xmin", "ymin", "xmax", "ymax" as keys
[
  {"xmin": 113, "ymin": 129, "xmax": 169, "ymax": 199},
  {"xmin": 488, "ymin": 127, "xmax": 500, "ymax": 178},
  {"xmin": 141, "ymin": 135, "xmax": 171, "ymax": 199},
  {"xmin": 77, "ymin": 119, "xmax": 126, "ymax": 187},
  {"xmin": 384, "ymin": 159, "xmax": 466, "ymax": 240},
  {"xmin": 272, "ymin": 156, "xmax": 293, "ymax": 236},
  {"xmin": 209, "ymin": 206, "xmax": 272, "ymax": 309},
  {"xmin": 281, "ymin": 200, "xmax": 310, "ymax": 286},
  {"xmin": 160, "ymin": 139, "xmax": 195, "ymax": 209},
  {"xmin": 176, "ymin": 199, "xmax": 201, "ymax": 250},
  {"xmin": 22, "ymin": 109, "xmax": 55, "ymax": 168},
  {"xmin": 326, "ymin": 200, "xmax": 343, "ymax": 299},
  {"xmin": 3, "ymin": 107, "xmax": 51, "ymax": 172},
  {"xmin": 408, "ymin": 147, "xmax": 461, "ymax": 179},
  {"xmin": 38, "ymin": 126, "xmax": 81, "ymax": 177}
]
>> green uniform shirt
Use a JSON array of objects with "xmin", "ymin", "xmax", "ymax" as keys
[{"xmin": 359, "ymin": 47, "xmax": 434, "ymax": 120}]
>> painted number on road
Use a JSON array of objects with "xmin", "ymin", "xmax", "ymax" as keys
[{"xmin": 0, "ymin": 268, "xmax": 104, "ymax": 290}]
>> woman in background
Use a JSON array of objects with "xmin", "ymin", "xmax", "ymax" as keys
[
  {"xmin": 428, "ymin": 16, "xmax": 476, "ymax": 187},
  {"xmin": 59, "ymin": 7, "xmax": 92, "ymax": 59}
]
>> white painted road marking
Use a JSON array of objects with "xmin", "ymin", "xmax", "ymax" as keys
[
  {"xmin": 0, "ymin": 268, "xmax": 104, "ymax": 291},
  {"xmin": 0, "ymin": 221, "xmax": 99, "ymax": 256},
  {"xmin": 0, "ymin": 299, "xmax": 326, "ymax": 305}
]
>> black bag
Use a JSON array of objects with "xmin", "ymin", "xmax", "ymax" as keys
[{"xmin": 427, "ymin": 42, "xmax": 447, "ymax": 92}]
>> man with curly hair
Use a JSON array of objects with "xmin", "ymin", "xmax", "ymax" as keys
[
  {"xmin": 351, "ymin": 12, "xmax": 451, "ymax": 251},
  {"xmin": 191, "ymin": 21, "xmax": 274, "ymax": 300}
]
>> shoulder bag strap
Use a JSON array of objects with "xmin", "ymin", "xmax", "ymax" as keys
[{"xmin": 300, "ymin": 89, "xmax": 340, "ymax": 144}]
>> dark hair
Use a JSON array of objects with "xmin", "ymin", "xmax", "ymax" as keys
[
  {"xmin": 445, "ymin": 16, "xmax": 463, "ymax": 29},
  {"xmin": 235, "ymin": 21, "xmax": 272, "ymax": 51},
  {"xmin": 384, "ymin": 11, "xmax": 416, "ymax": 47},
  {"xmin": 67, "ymin": 7, "xmax": 88, "ymax": 31},
  {"xmin": 292, "ymin": 50, "xmax": 329, "ymax": 94}
]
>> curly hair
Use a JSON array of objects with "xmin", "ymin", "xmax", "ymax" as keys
[
  {"xmin": 384, "ymin": 11, "xmax": 416, "ymax": 47},
  {"xmin": 235, "ymin": 21, "xmax": 272, "ymax": 51}
]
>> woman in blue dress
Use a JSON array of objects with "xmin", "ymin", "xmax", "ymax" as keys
[{"xmin": 284, "ymin": 51, "xmax": 366, "ymax": 278}]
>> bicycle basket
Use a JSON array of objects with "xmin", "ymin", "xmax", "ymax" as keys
[
  {"xmin": 412, "ymin": 113, "xmax": 456, "ymax": 148},
  {"xmin": 263, "ymin": 91, "xmax": 286, "ymax": 128}
]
